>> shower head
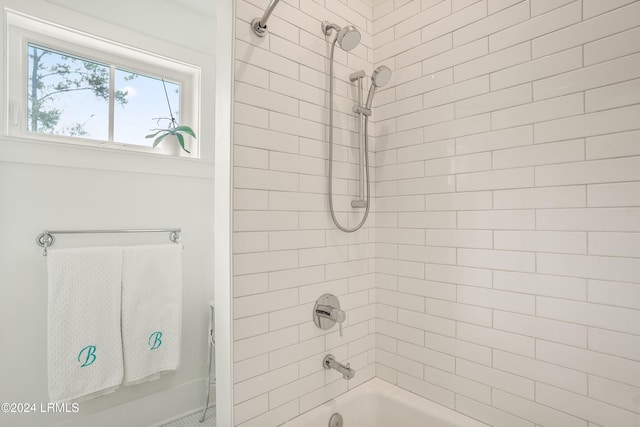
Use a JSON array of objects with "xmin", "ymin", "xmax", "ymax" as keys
[
  {"xmin": 322, "ymin": 21, "xmax": 361, "ymax": 51},
  {"xmin": 365, "ymin": 66, "xmax": 392, "ymax": 110},
  {"xmin": 371, "ymin": 65, "xmax": 392, "ymax": 88},
  {"xmin": 337, "ymin": 25, "xmax": 361, "ymax": 51}
]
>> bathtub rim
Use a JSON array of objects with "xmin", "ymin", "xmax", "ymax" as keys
[{"xmin": 280, "ymin": 377, "xmax": 489, "ymax": 427}]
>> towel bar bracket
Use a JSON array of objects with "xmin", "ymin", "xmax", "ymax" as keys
[
  {"xmin": 36, "ymin": 228, "xmax": 182, "ymax": 256},
  {"xmin": 37, "ymin": 232, "xmax": 55, "ymax": 256}
]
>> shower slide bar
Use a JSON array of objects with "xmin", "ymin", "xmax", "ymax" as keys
[
  {"xmin": 36, "ymin": 228, "xmax": 182, "ymax": 256},
  {"xmin": 250, "ymin": 0, "xmax": 281, "ymax": 37}
]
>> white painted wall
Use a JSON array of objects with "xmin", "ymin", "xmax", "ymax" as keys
[
  {"xmin": 373, "ymin": 1, "xmax": 640, "ymax": 426},
  {"xmin": 214, "ymin": 1, "xmax": 235, "ymax": 426},
  {"xmin": 0, "ymin": 1, "xmax": 217, "ymax": 426}
]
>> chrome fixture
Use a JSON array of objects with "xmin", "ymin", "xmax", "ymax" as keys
[
  {"xmin": 322, "ymin": 21, "xmax": 361, "ymax": 52},
  {"xmin": 250, "ymin": 0, "xmax": 281, "ymax": 37},
  {"xmin": 36, "ymin": 228, "xmax": 181, "ymax": 256},
  {"xmin": 365, "ymin": 66, "xmax": 392, "ymax": 110},
  {"xmin": 323, "ymin": 20, "xmax": 365, "ymax": 232},
  {"xmin": 323, "ymin": 21, "xmax": 392, "ymax": 232},
  {"xmin": 329, "ymin": 412, "xmax": 344, "ymax": 427},
  {"xmin": 348, "ymin": 65, "xmax": 392, "ymax": 210},
  {"xmin": 352, "ymin": 66, "xmax": 393, "ymax": 116},
  {"xmin": 350, "ymin": 65, "xmax": 392, "ymax": 209},
  {"xmin": 313, "ymin": 294, "xmax": 346, "ymax": 337},
  {"xmin": 323, "ymin": 354, "xmax": 355, "ymax": 380},
  {"xmin": 350, "ymin": 69, "xmax": 368, "ymax": 209},
  {"xmin": 199, "ymin": 302, "xmax": 216, "ymax": 423}
]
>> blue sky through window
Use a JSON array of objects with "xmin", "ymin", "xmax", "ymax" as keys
[
  {"xmin": 114, "ymin": 70, "xmax": 180, "ymax": 146},
  {"xmin": 27, "ymin": 43, "xmax": 181, "ymax": 147}
]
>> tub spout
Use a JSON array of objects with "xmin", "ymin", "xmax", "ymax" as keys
[{"xmin": 323, "ymin": 354, "xmax": 355, "ymax": 380}]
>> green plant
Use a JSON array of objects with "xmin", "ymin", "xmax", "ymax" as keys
[
  {"xmin": 145, "ymin": 78, "xmax": 196, "ymax": 154},
  {"xmin": 146, "ymin": 118, "xmax": 195, "ymax": 154}
]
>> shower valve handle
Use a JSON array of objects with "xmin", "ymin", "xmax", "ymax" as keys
[
  {"xmin": 316, "ymin": 305, "xmax": 346, "ymax": 336},
  {"xmin": 313, "ymin": 294, "xmax": 346, "ymax": 337},
  {"xmin": 332, "ymin": 309, "xmax": 345, "ymax": 337}
]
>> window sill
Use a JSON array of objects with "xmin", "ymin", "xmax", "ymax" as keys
[{"xmin": 0, "ymin": 135, "xmax": 214, "ymax": 179}]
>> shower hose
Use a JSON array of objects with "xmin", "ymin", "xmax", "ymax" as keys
[{"xmin": 327, "ymin": 40, "xmax": 370, "ymax": 233}]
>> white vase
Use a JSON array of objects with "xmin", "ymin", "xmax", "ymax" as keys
[{"xmin": 160, "ymin": 135, "xmax": 188, "ymax": 157}]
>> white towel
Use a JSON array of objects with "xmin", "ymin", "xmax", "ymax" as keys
[
  {"xmin": 47, "ymin": 247, "xmax": 124, "ymax": 403},
  {"xmin": 121, "ymin": 244, "xmax": 182, "ymax": 384}
]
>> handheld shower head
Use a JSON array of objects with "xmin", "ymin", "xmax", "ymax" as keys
[
  {"xmin": 322, "ymin": 21, "xmax": 361, "ymax": 51},
  {"xmin": 371, "ymin": 65, "xmax": 392, "ymax": 88},
  {"xmin": 365, "ymin": 66, "xmax": 392, "ymax": 110}
]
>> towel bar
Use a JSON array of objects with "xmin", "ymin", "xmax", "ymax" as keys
[{"xmin": 36, "ymin": 228, "xmax": 181, "ymax": 256}]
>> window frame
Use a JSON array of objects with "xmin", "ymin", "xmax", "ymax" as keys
[{"xmin": 6, "ymin": 10, "xmax": 201, "ymax": 157}]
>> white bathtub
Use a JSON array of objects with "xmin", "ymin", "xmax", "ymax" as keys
[{"xmin": 280, "ymin": 378, "xmax": 488, "ymax": 427}]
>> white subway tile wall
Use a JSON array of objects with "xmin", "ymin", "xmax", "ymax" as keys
[
  {"xmin": 233, "ymin": 1, "xmax": 376, "ymax": 426},
  {"xmin": 372, "ymin": 1, "xmax": 640, "ymax": 427},
  {"xmin": 233, "ymin": 0, "xmax": 640, "ymax": 426}
]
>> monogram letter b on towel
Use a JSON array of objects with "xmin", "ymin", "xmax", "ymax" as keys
[{"xmin": 47, "ymin": 244, "xmax": 182, "ymax": 402}]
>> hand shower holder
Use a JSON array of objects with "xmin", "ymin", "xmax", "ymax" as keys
[{"xmin": 352, "ymin": 105, "xmax": 371, "ymax": 116}]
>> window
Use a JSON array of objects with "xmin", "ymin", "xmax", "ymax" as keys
[
  {"xmin": 7, "ymin": 11, "xmax": 200, "ymax": 157},
  {"xmin": 27, "ymin": 43, "xmax": 183, "ymax": 147}
]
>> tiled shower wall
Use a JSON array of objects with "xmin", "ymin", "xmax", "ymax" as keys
[
  {"xmin": 232, "ymin": 1, "xmax": 377, "ymax": 425},
  {"xmin": 373, "ymin": 0, "xmax": 640, "ymax": 426}
]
